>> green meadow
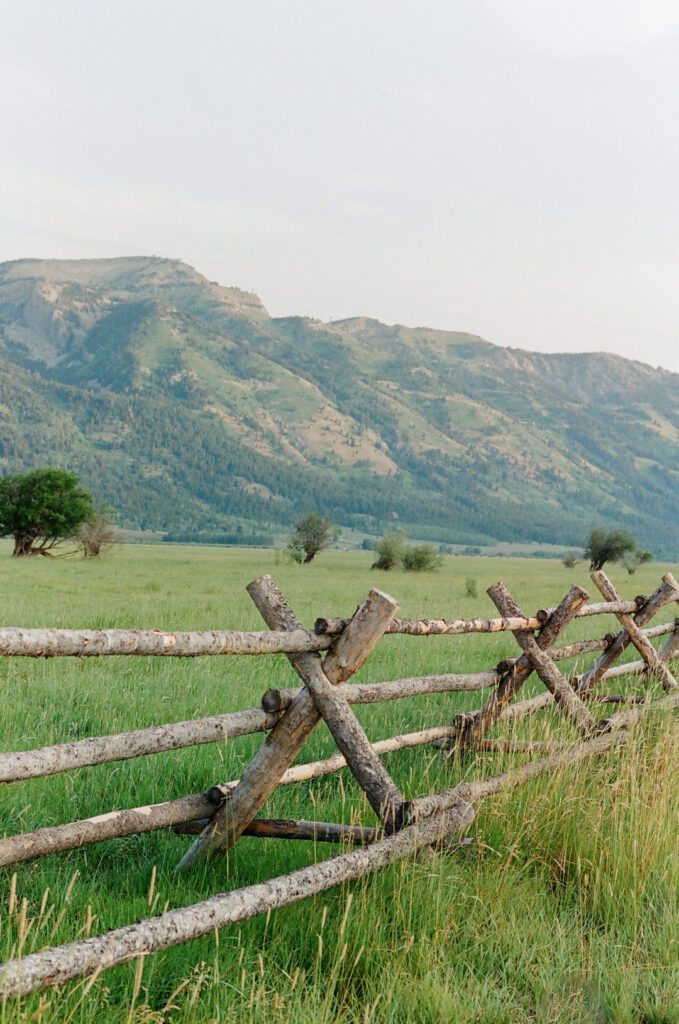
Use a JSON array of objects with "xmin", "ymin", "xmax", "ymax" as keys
[{"xmin": 0, "ymin": 544, "xmax": 677, "ymax": 1024}]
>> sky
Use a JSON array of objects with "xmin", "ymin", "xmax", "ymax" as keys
[{"xmin": 1, "ymin": 1, "xmax": 678, "ymax": 372}]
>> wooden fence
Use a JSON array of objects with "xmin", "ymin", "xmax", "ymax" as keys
[{"xmin": 0, "ymin": 569, "xmax": 678, "ymax": 999}]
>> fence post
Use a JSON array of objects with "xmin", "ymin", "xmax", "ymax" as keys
[
  {"xmin": 577, "ymin": 574, "xmax": 679, "ymax": 692},
  {"xmin": 176, "ymin": 578, "xmax": 400, "ymax": 870},
  {"xmin": 487, "ymin": 582, "xmax": 596, "ymax": 735},
  {"xmin": 658, "ymin": 618, "xmax": 679, "ymax": 664},
  {"xmin": 590, "ymin": 572, "xmax": 678, "ymax": 691},
  {"xmin": 452, "ymin": 585, "xmax": 589, "ymax": 751}
]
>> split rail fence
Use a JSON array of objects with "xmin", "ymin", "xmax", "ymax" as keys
[{"xmin": 0, "ymin": 569, "xmax": 678, "ymax": 999}]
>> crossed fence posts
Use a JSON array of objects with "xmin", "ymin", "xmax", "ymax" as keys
[{"xmin": 0, "ymin": 570, "xmax": 677, "ymax": 997}]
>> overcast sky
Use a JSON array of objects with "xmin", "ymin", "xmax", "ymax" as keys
[{"xmin": 2, "ymin": 1, "xmax": 678, "ymax": 372}]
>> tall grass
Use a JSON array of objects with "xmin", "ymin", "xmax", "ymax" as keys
[{"xmin": 0, "ymin": 545, "xmax": 677, "ymax": 1023}]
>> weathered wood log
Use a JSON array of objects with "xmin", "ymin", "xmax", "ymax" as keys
[
  {"xmin": 581, "ymin": 692, "xmax": 646, "ymax": 704},
  {"xmin": 0, "ymin": 627, "xmax": 333, "ymax": 658},
  {"xmin": 2, "ymin": 628, "xmax": 666, "ymax": 785},
  {"xmin": 314, "ymin": 601, "xmax": 642, "ymax": 638},
  {"xmin": 0, "ymin": 792, "xmax": 216, "ymax": 866},
  {"xmin": 659, "ymin": 620, "xmax": 679, "ymax": 663},
  {"xmin": 488, "ymin": 583, "xmax": 596, "ymax": 736},
  {"xmin": 595, "ymin": 659, "xmax": 646, "ymax": 680},
  {"xmin": 456, "ymin": 577, "xmax": 679, "ymax": 735},
  {"xmin": 262, "ymin": 669, "xmax": 497, "ymax": 713},
  {"xmin": 455, "ymin": 585, "xmax": 589, "ymax": 750},
  {"xmin": 0, "ymin": 598, "xmax": 667, "ymax": 661},
  {"xmin": 407, "ymin": 730, "xmax": 627, "ymax": 822},
  {"xmin": 0, "ymin": 805, "xmax": 475, "ymax": 999},
  {"xmin": 0, "ymin": 708, "xmax": 280, "ymax": 784},
  {"xmin": 550, "ymin": 636, "xmax": 611, "ymax": 660},
  {"xmin": 0, "ymin": 594, "xmax": 660, "ymax": 662},
  {"xmin": 590, "ymin": 572, "xmax": 678, "ymax": 691},
  {"xmin": 577, "ymin": 575, "xmax": 679, "ymax": 692},
  {"xmin": 173, "ymin": 817, "xmax": 380, "ymax": 845},
  {"xmin": 488, "ymin": 621, "xmax": 674, "ymax": 671},
  {"xmin": 2, "ymin": 645, "xmax": 668, "ymax": 1001},
  {"xmin": 488, "ymin": 664, "xmax": 649, "ymax": 725},
  {"xmin": 3, "ymin": 622, "xmax": 667, "ymax": 786},
  {"xmin": 599, "ymin": 689, "xmax": 679, "ymax": 733},
  {"xmin": 0, "ymin": 724, "xmax": 459, "ymax": 867},
  {"xmin": 645, "ymin": 620, "xmax": 679, "ymax": 642},
  {"xmin": 277, "ymin": 657, "xmax": 409, "ymax": 831},
  {"xmin": 466, "ymin": 738, "xmax": 568, "ymax": 754},
  {"xmin": 255, "ymin": 582, "xmax": 406, "ymax": 829},
  {"xmin": 177, "ymin": 581, "xmax": 402, "ymax": 870}
]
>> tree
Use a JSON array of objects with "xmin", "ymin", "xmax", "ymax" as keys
[
  {"xmin": 76, "ymin": 505, "xmax": 120, "ymax": 558},
  {"xmin": 562, "ymin": 552, "xmax": 581, "ymax": 569},
  {"xmin": 371, "ymin": 531, "xmax": 406, "ymax": 570},
  {"xmin": 287, "ymin": 512, "xmax": 336, "ymax": 563},
  {"xmin": 584, "ymin": 527, "xmax": 639, "ymax": 572},
  {"xmin": 0, "ymin": 468, "xmax": 94, "ymax": 557}
]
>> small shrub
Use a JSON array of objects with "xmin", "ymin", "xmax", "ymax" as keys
[
  {"xmin": 287, "ymin": 544, "xmax": 304, "ymax": 564},
  {"xmin": 464, "ymin": 577, "xmax": 478, "ymax": 598},
  {"xmin": 621, "ymin": 549, "xmax": 653, "ymax": 575},
  {"xmin": 401, "ymin": 544, "xmax": 441, "ymax": 573},
  {"xmin": 77, "ymin": 505, "xmax": 120, "ymax": 558},
  {"xmin": 562, "ymin": 552, "xmax": 580, "ymax": 569},
  {"xmin": 372, "ymin": 531, "xmax": 406, "ymax": 570}
]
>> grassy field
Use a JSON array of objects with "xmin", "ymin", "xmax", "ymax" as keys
[{"xmin": 0, "ymin": 544, "xmax": 677, "ymax": 1023}]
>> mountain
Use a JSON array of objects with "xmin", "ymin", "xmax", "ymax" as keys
[{"xmin": 0, "ymin": 256, "xmax": 677, "ymax": 555}]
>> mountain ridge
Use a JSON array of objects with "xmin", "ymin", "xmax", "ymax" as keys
[{"xmin": 0, "ymin": 256, "xmax": 676, "ymax": 554}]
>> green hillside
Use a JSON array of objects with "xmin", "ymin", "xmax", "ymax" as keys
[{"xmin": 0, "ymin": 256, "xmax": 677, "ymax": 554}]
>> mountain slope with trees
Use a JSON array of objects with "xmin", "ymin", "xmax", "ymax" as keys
[{"xmin": 0, "ymin": 256, "xmax": 677, "ymax": 554}]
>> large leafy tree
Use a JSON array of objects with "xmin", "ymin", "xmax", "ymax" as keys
[
  {"xmin": 287, "ymin": 512, "xmax": 337, "ymax": 563},
  {"xmin": 0, "ymin": 468, "xmax": 95, "ymax": 557},
  {"xmin": 584, "ymin": 527, "xmax": 640, "ymax": 572}
]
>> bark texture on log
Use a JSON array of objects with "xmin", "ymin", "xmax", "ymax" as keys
[
  {"xmin": 0, "ymin": 792, "xmax": 216, "ymax": 866},
  {"xmin": 0, "ymin": 595, "xmax": 661, "ymax": 661},
  {"xmin": 0, "ymin": 806, "xmax": 474, "ymax": 999},
  {"xmin": 659, "ymin": 621, "xmax": 679, "ymax": 664},
  {"xmin": 267, "ymin": 582, "xmax": 406, "ymax": 829},
  {"xmin": 3, "ymin": 623, "xmax": 668, "ymax": 785},
  {"xmin": 0, "ymin": 709, "xmax": 279, "ymax": 784},
  {"xmin": 590, "ymin": 572, "xmax": 678, "ymax": 691},
  {"xmin": 598, "ymin": 689, "xmax": 679, "ymax": 734},
  {"xmin": 314, "ymin": 601, "xmax": 641, "ymax": 638},
  {"xmin": 455, "ymin": 578, "xmax": 678, "ymax": 738},
  {"xmin": 174, "ymin": 817, "xmax": 380, "ymax": 844},
  {"xmin": 409, "ymin": 730, "xmax": 627, "ymax": 822},
  {"xmin": 177, "ymin": 580, "xmax": 400, "ymax": 869},
  {"xmin": 456, "ymin": 585, "xmax": 589, "ymax": 749},
  {"xmin": 0, "ymin": 627, "xmax": 332, "ymax": 658},
  {"xmin": 0, "ymin": 724, "xmax": 459, "ymax": 867},
  {"xmin": 261, "ymin": 670, "xmax": 496, "ymax": 713},
  {"xmin": 577, "ymin": 575, "xmax": 678, "ymax": 692},
  {"xmin": 488, "ymin": 583, "xmax": 596, "ymax": 736},
  {"xmin": 3, "ymin": 618, "xmax": 669, "ymax": 786}
]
